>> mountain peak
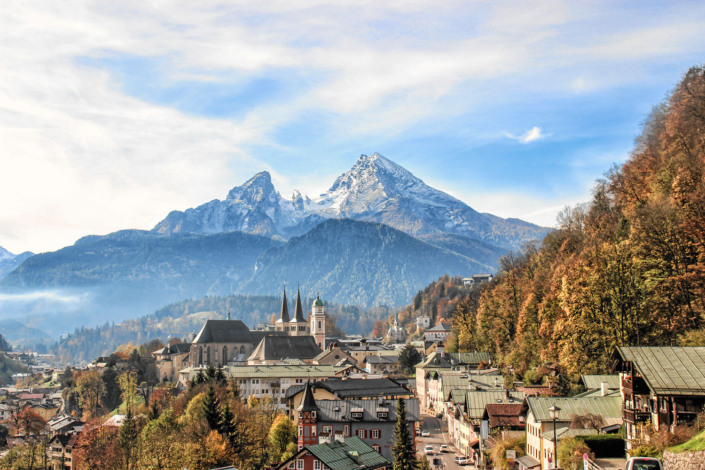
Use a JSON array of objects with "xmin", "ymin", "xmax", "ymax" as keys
[
  {"xmin": 226, "ymin": 171, "xmax": 277, "ymax": 203},
  {"xmin": 0, "ymin": 246, "xmax": 14, "ymax": 261}
]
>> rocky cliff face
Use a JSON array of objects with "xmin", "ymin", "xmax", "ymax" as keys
[{"xmin": 153, "ymin": 153, "xmax": 549, "ymax": 249}]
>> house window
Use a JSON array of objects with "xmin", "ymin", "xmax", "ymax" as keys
[
  {"xmin": 314, "ymin": 460, "xmax": 321, "ymax": 470},
  {"xmin": 372, "ymin": 444, "xmax": 381, "ymax": 453},
  {"xmin": 323, "ymin": 426, "xmax": 332, "ymax": 434},
  {"xmin": 357, "ymin": 429, "xmax": 366, "ymax": 439},
  {"xmin": 344, "ymin": 425, "xmax": 349, "ymax": 436},
  {"xmin": 371, "ymin": 429, "xmax": 380, "ymax": 439},
  {"xmin": 289, "ymin": 463, "xmax": 295, "ymax": 469},
  {"xmin": 297, "ymin": 460, "xmax": 305, "ymax": 469},
  {"xmin": 312, "ymin": 426, "xmax": 316, "ymax": 436},
  {"xmin": 299, "ymin": 426, "xmax": 303, "ymax": 436}
]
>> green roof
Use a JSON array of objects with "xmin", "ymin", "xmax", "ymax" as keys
[
  {"xmin": 440, "ymin": 373, "xmax": 503, "ymax": 400},
  {"xmin": 526, "ymin": 396, "xmax": 623, "ymax": 423},
  {"xmin": 580, "ymin": 375, "xmax": 620, "ymax": 390},
  {"xmin": 313, "ymin": 296, "xmax": 324, "ymax": 307},
  {"xmin": 464, "ymin": 390, "xmax": 525, "ymax": 419},
  {"xmin": 573, "ymin": 389, "xmax": 621, "ymax": 398},
  {"xmin": 446, "ymin": 352, "xmax": 493, "ymax": 365},
  {"xmin": 416, "ymin": 351, "xmax": 452, "ymax": 369},
  {"xmin": 306, "ymin": 436, "xmax": 391, "ymax": 470},
  {"xmin": 616, "ymin": 346, "xmax": 705, "ymax": 395},
  {"xmin": 182, "ymin": 364, "xmax": 343, "ymax": 379}
]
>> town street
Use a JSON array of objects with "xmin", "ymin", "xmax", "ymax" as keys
[{"xmin": 416, "ymin": 414, "xmax": 470, "ymax": 470}]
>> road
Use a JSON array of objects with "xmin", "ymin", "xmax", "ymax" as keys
[{"xmin": 416, "ymin": 414, "xmax": 473, "ymax": 470}]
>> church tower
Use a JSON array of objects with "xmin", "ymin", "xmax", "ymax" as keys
[
  {"xmin": 296, "ymin": 381, "xmax": 318, "ymax": 449},
  {"xmin": 310, "ymin": 294, "xmax": 326, "ymax": 348},
  {"xmin": 275, "ymin": 289, "xmax": 290, "ymax": 333},
  {"xmin": 288, "ymin": 288, "xmax": 309, "ymax": 336}
]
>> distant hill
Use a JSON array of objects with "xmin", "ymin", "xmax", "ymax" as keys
[
  {"xmin": 0, "ymin": 230, "xmax": 283, "ymax": 333},
  {"xmin": 0, "ymin": 319, "xmax": 51, "ymax": 346},
  {"xmin": 416, "ymin": 233, "xmax": 507, "ymax": 270},
  {"xmin": 0, "ymin": 353, "xmax": 28, "ymax": 386},
  {"xmin": 154, "ymin": 153, "xmax": 549, "ymax": 250},
  {"xmin": 0, "ymin": 246, "xmax": 33, "ymax": 280},
  {"xmin": 241, "ymin": 219, "xmax": 494, "ymax": 308}
]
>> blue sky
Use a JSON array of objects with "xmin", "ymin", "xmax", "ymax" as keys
[{"xmin": 1, "ymin": 1, "xmax": 705, "ymax": 253}]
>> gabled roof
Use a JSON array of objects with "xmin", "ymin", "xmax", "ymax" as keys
[
  {"xmin": 192, "ymin": 319, "xmax": 253, "ymax": 344},
  {"xmin": 285, "ymin": 378, "xmax": 413, "ymax": 400},
  {"xmin": 440, "ymin": 373, "xmax": 503, "ymax": 400},
  {"xmin": 248, "ymin": 335, "xmax": 322, "ymax": 362},
  {"xmin": 464, "ymin": 391, "xmax": 524, "ymax": 420},
  {"xmin": 364, "ymin": 355, "xmax": 398, "ymax": 365},
  {"xmin": 305, "ymin": 437, "xmax": 391, "ymax": 470},
  {"xmin": 446, "ymin": 352, "xmax": 493, "ymax": 365},
  {"xmin": 316, "ymin": 398, "xmax": 419, "ymax": 423},
  {"xmin": 525, "ymin": 396, "xmax": 623, "ymax": 423},
  {"xmin": 50, "ymin": 434, "xmax": 78, "ymax": 448},
  {"xmin": 168, "ymin": 342, "xmax": 192, "ymax": 354},
  {"xmin": 426, "ymin": 323, "xmax": 452, "ymax": 332},
  {"xmin": 580, "ymin": 375, "xmax": 620, "ymax": 390},
  {"xmin": 482, "ymin": 403, "xmax": 524, "ymax": 428},
  {"xmin": 615, "ymin": 346, "xmax": 705, "ymax": 395},
  {"xmin": 416, "ymin": 351, "xmax": 452, "ymax": 369}
]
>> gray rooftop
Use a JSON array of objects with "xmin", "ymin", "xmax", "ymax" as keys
[
  {"xmin": 616, "ymin": 346, "xmax": 705, "ymax": 395},
  {"xmin": 525, "ymin": 396, "xmax": 623, "ymax": 423},
  {"xmin": 316, "ymin": 398, "xmax": 419, "ymax": 423}
]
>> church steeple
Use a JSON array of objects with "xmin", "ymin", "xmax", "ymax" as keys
[
  {"xmin": 278, "ymin": 289, "xmax": 290, "ymax": 323},
  {"xmin": 294, "ymin": 288, "xmax": 305, "ymax": 322}
]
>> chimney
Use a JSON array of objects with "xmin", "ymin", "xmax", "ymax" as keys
[
  {"xmin": 494, "ymin": 377, "xmax": 499, "ymax": 387},
  {"xmin": 601, "ymin": 382, "xmax": 609, "ymax": 397}
]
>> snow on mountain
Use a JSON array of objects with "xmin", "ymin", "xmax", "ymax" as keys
[
  {"xmin": 0, "ymin": 246, "xmax": 15, "ymax": 261},
  {"xmin": 0, "ymin": 246, "xmax": 34, "ymax": 280},
  {"xmin": 153, "ymin": 153, "xmax": 549, "ymax": 249}
]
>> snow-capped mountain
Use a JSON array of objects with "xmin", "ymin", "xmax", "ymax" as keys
[
  {"xmin": 154, "ymin": 153, "xmax": 549, "ymax": 249},
  {"xmin": 0, "ymin": 246, "xmax": 34, "ymax": 280}
]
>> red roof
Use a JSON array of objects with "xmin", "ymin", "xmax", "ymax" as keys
[
  {"xmin": 18, "ymin": 393, "xmax": 45, "ymax": 400},
  {"xmin": 483, "ymin": 404, "xmax": 524, "ymax": 428}
]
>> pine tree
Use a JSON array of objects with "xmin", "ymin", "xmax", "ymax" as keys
[
  {"xmin": 196, "ymin": 370, "xmax": 206, "ymax": 385},
  {"xmin": 229, "ymin": 377, "xmax": 240, "ymax": 400},
  {"xmin": 203, "ymin": 385, "xmax": 221, "ymax": 430},
  {"xmin": 215, "ymin": 365, "xmax": 226, "ymax": 384},
  {"xmin": 391, "ymin": 398, "xmax": 416, "ymax": 470},
  {"xmin": 220, "ymin": 402, "xmax": 241, "ymax": 453},
  {"xmin": 206, "ymin": 364, "xmax": 217, "ymax": 382},
  {"xmin": 118, "ymin": 405, "xmax": 139, "ymax": 470}
]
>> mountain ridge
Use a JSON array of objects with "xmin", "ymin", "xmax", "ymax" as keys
[{"xmin": 153, "ymin": 153, "xmax": 549, "ymax": 249}]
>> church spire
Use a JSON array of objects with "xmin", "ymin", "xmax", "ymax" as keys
[
  {"xmin": 294, "ymin": 288, "xmax": 305, "ymax": 321},
  {"xmin": 278, "ymin": 289, "xmax": 290, "ymax": 323}
]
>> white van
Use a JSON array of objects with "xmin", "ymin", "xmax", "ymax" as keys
[{"xmin": 625, "ymin": 457, "xmax": 663, "ymax": 470}]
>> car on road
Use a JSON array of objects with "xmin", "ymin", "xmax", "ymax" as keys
[
  {"xmin": 440, "ymin": 445, "xmax": 449, "ymax": 453},
  {"xmin": 436, "ymin": 413, "xmax": 443, "ymax": 419},
  {"xmin": 454, "ymin": 456, "xmax": 472, "ymax": 466},
  {"xmin": 424, "ymin": 445, "xmax": 435, "ymax": 455},
  {"xmin": 625, "ymin": 457, "xmax": 662, "ymax": 470},
  {"xmin": 421, "ymin": 430, "xmax": 431, "ymax": 437}
]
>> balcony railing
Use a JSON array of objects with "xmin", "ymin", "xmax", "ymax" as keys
[
  {"xmin": 621, "ymin": 377, "xmax": 650, "ymax": 395},
  {"xmin": 623, "ymin": 407, "xmax": 651, "ymax": 424}
]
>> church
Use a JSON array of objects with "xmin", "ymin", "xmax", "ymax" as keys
[
  {"xmin": 275, "ymin": 288, "xmax": 326, "ymax": 349},
  {"xmin": 187, "ymin": 288, "xmax": 328, "ymax": 368}
]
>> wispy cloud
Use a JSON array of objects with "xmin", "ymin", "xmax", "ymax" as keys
[
  {"xmin": 505, "ymin": 127, "xmax": 545, "ymax": 144},
  {"xmin": 1, "ymin": 1, "xmax": 704, "ymax": 252}
]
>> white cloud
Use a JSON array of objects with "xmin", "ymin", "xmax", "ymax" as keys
[
  {"xmin": 505, "ymin": 127, "xmax": 545, "ymax": 144},
  {"xmin": 1, "ymin": 0, "xmax": 705, "ymax": 253}
]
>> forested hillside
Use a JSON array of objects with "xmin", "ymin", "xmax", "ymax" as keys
[
  {"xmin": 242, "ymin": 219, "xmax": 493, "ymax": 307},
  {"xmin": 449, "ymin": 65, "xmax": 705, "ymax": 379},
  {"xmin": 51, "ymin": 294, "xmax": 391, "ymax": 362}
]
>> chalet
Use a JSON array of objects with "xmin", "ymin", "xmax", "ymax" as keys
[
  {"xmin": 424, "ymin": 323, "xmax": 452, "ymax": 342},
  {"xmin": 481, "ymin": 403, "xmax": 525, "ymax": 433},
  {"xmin": 276, "ymin": 436, "xmax": 391, "ymax": 470},
  {"xmin": 363, "ymin": 355, "xmax": 401, "ymax": 375},
  {"xmin": 312, "ymin": 345, "xmax": 356, "ymax": 366},
  {"xmin": 291, "ymin": 382, "xmax": 418, "ymax": 462},
  {"xmin": 285, "ymin": 378, "xmax": 414, "ymax": 414},
  {"xmin": 49, "ymin": 434, "xmax": 78, "ymax": 470},
  {"xmin": 522, "ymin": 396, "xmax": 622, "ymax": 470},
  {"xmin": 416, "ymin": 316, "xmax": 430, "ymax": 329},
  {"xmin": 613, "ymin": 346, "xmax": 705, "ymax": 448}
]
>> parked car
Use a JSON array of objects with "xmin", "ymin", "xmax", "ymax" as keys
[
  {"xmin": 626, "ymin": 457, "xmax": 662, "ymax": 470},
  {"xmin": 425, "ymin": 445, "xmax": 435, "ymax": 455},
  {"xmin": 421, "ymin": 430, "xmax": 431, "ymax": 437},
  {"xmin": 440, "ymin": 445, "xmax": 449, "ymax": 453},
  {"xmin": 416, "ymin": 428, "xmax": 421, "ymax": 435},
  {"xmin": 436, "ymin": 413, "xmax": 443, "ymax": 419},
  {"xmin": 454, "ymin": 456, "xmax": 472, "ymax": 466}
]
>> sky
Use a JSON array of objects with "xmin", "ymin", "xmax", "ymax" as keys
[{"xmin": 1, "ymin": 1, "xmax": 705, "ymax": 254}]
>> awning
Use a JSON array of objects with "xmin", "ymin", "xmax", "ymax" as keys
[{"xmin": 516, "ymin": 455, "xmax": 541, "ymax": 469}]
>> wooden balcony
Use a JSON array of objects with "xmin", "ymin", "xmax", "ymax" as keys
[
  {"xmin": 623, "ymin": 407, "xmax": 651, "ymax": 424},
  {"xmin": 621, "ymin": 377, "xmax": 650, "ymax": 395}
]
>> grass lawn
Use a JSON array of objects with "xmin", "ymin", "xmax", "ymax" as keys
[{"xmin": 668, "ymin": 430, "xmax": 705, "ymax": 453}]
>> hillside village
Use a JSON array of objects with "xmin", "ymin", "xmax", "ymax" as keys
[{"xmin": 1, "ymin": 286, "xmax": 704, "ymax": 470}]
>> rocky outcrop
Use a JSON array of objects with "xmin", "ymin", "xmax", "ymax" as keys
[{"xmin": 663, "ymin": 450, "xmax": 705, "ymax": 470}]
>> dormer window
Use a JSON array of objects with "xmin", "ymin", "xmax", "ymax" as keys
[
  {"xmin": 377, "ymin": 412, "xmax": 388, "ymax": 419},
  {"xmin": 351, "ymin": 412, "xmax": 363, "ymax": 419}
]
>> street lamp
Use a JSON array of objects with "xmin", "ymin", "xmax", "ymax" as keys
[{"xmin": 548, "ymin": 405, "xmax": 561, "ymax": 469}]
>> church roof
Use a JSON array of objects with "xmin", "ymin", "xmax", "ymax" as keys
[
  {"xmin": 277, "ymin": 289, "xmax": 290, "ymax": 323},
  {"xmin": 291, "ymin": 289, "xmax": 306, "ymax": 322},
  {"xmin": 313, "ymin": 295, "xmax": 324, "ymax": 307},
  {"xmin": 248, "ymin": 335, "xmax": 323, "ymax": 362},
  {"xmin": 192, "ymin": 320, "xmax": 284, "ymax": 344}
]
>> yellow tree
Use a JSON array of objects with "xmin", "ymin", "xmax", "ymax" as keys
[{"xmin": 76, "ymin": 370, "xmax": 106, "ymax": 419}]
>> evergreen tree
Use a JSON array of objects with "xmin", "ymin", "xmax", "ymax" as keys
[
  {"xmin": 206, "ymin": 364, "xmax": 217, "ymax": 382},
  {"xmin": 391, "ymin": 398, "xmax": 416, "ymax": 470},
  {"xmin": 196, "ymin": 370, "xmax": 206, "ymax": 385},
  {"xmin": 215, "ymin": 365, "xmax": 226, "ymax": 384},
  {"xmin": 148, "ymin": 400, "xmax": 160, "ymax": 421},
  {"xmin": 229, "ymin": 377, "xmax": 240, "ymax": 399},
  {"xmin": 202, "ymin": 385, "xmax": 221, "ymax": 430},
  {"xmin": 219, "ymin": 402, "xmax": 241, "ymax": 453},
  {"xmin": 118, "ymin": 405, "xmax": 139, "ymax": 470},
  {"xmin": 398, "ymin": 344, "xmax": 423, "ymax": 374}
]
